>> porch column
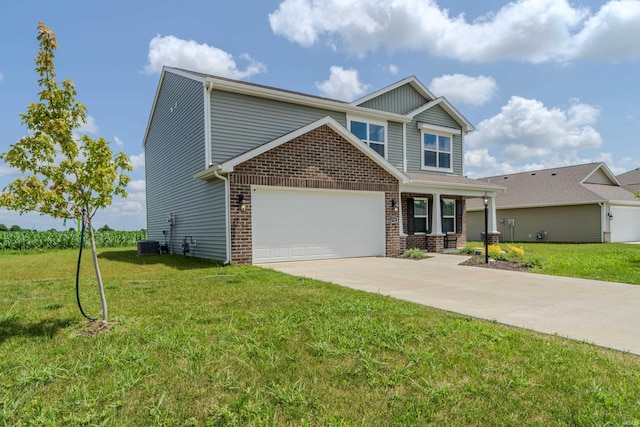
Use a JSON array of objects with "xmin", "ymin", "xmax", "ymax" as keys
[
  {"xmin": 488, "ymin": 196, "xmax": 498, "ymax": 233},
  {"xmin": 432, "ymin": 193, "xmax": 443, "ymax": 235}
]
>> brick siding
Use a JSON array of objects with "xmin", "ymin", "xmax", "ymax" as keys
[{"xmin": 229, "ymin": 125, "xmax": 400, "ymax": 264}]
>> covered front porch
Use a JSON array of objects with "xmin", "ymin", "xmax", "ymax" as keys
[{"xmin": 398, "ymin": 173, "xmax": 504, "ymax": 253}]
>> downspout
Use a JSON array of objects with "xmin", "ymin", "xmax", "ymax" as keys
[
  {"xmin": 203, "ymin": 81, "xmax": 214, "ymax": 169},
  {"xmin": 204, "ymin": 81, "xmax": 231, "ymax": 264},
  {"xmin": 214, "ymin": 168, "xmax": 231, "ymax": 265}
]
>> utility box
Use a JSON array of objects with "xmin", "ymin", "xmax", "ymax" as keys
[{"xmin": 137, "ymin": 240, "xmax": 160, "ymax": 256}]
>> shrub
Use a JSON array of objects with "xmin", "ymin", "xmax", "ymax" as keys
[
  {"xmin": 508, "ymin": 245, "xmax": 525, "ymax": 258},
  {"xmin": 402, "ymin": 248, "xmax": 428, "ymax": 259}
]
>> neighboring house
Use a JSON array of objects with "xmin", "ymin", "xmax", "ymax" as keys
[
  {"xmin": 143, "ymin": 67, "xmax": 503, "ymax": 264},
  {"xmin": 617, "ymin": 167, "xmax": 640, "ymax": 194},
  {"xmin": 467, "ymin": 163, "xmax": 640, "ymax": 243}
]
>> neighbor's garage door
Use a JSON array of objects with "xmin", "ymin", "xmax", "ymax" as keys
[
  {"xmin": 610, "ymin": 206, "xmax": 640, "ymax": 242},
  {"xmin": 252, "ymin": 187, "xmax": 385, "ymax": 263}
]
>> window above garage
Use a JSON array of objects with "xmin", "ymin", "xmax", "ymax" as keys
[{"xmin": 348, "ymin": 115, "xmax": 387, "ymax": 159}]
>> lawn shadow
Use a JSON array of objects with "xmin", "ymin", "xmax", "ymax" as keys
[
  {"xmin": 98, "ymin": 249, "xmax": 222, "ymax": 270},
  {"xmin": 0, "ymin": 316, "xmax": 73, "ymax": 344}
]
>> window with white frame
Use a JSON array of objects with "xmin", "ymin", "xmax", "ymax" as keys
[
  {"xmin": 414, "ymin": 199, "xmax": 428, "ymax": 233},
  {"xmin": 442, "ymin": 199, "xmax": 455, "ymax": 233},
  {"xmin": 349, "ymin": 118, "xmax": 386, "ymax": 158},
  {"xmin": 422, "ymin": 132, "xmax": 452, "ymax": 171}
]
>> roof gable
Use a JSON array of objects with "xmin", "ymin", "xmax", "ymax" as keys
[
  {"xmin": 195, "ymin": 116, "xmax": 408, "ymax": 183},
  {"xmin": 351, "ymin": 76, "xmax": 435, "ymax": 108},
  {"xmin": 408, "ymin": 98, "xmax": 474, "ymax": 133}
]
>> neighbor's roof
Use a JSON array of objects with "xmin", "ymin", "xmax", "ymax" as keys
[
  {"xmin": 617, "ymin": 167, "xmax": 640, "ymax": 193},
  {"xmin": 467, "ymin": 162, "xmax": 637, "ymax": 210}
]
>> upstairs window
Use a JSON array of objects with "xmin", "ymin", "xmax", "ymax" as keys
[
  {"xmin": 349, "ymin": 118, "xmax": 386, "ymax": 158},
  {"xmin": 422, "ymin": 132, "xmax": 451, "ymax": 171}
]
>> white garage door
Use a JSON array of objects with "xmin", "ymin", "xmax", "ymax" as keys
[
  {"xmin": 252, "ymin": 187, "xmax": 385, "ymax": 263},
  {"xmin": 610, "ymin": 206, "xmax": 640, "ymax": 242}
]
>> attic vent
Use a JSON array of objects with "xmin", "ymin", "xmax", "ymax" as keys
[
  {"xmin": 551, "ymin": 173, "xmax": 557, "ymax": 176},
  {"xmin": 531, "ymin": 173, "xmax": 536, "ymax": 176},
  {"xmin": 503, "ymin": 176, "xmax": 508, "ymax": 179}
]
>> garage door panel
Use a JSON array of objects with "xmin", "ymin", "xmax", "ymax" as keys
[
  {"xmin": 252, "ymin": 187, "xmax": 385, "ymax": 263},
  {"xmin": 610, "ymin": 206, "xmax": 640, "ymax": 242}
]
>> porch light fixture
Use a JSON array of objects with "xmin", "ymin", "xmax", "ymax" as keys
[
  {"xmin": 482, "ymin": 192, "xmax": 489, "ymax": 264},
  {"xmin": 391, "ymin": 199, "xmax": 398, "ymax": 212},
  {"xmin": 607, "ymin": 212, "xmax": 613, "ymax": 220},
  {"xmin": 237, "ymin": 194, "xmax": 247, "ymax": 211}
]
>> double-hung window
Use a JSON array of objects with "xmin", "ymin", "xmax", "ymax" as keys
[
  {"xmin": 413, "ymin": 199, "xmax": 428, "ymax": 233},
  {"xmin": 422, "ymin": 132, "xmax": 451, "ymax": 170},
  {"xmin": 442, "ymin": 199, "xmax": 455, "ymax": 233},
  {"xmin": 417, "ymin": 123, "xmax": 459, "ymax": 172},
  {"xmin": 349, "ymin": 117, "xmax": 387, "ymax": 158}
]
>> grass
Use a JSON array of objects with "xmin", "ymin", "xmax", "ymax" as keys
[
  {"xmin": 465, "ymin": 242, "xmax": 640, "ymax": 285},
  {"xmin": 1, "ymin": 248, "xmax": 639, "ymax": 425}
]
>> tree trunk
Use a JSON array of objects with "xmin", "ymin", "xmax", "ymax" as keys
[{"xmin": 87, "ymin": 220, "xmax": 108, "ymax": 324}]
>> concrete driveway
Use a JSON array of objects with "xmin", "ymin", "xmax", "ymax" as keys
[{"xmin": 265, "ymin": 255, "xmax": 640, "ymax": 356}]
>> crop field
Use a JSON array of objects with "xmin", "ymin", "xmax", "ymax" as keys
[{"xmin": 0, "ymin": 230, "xmax": 146, "ymax": 251}]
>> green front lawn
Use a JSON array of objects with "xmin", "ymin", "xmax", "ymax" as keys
[
  {"xmin": 465, "ymin": 242, "xmax": 640, "ymax": 285},
  {"xmin": 1, "ymin": 248, "xmax": 639, "ymax": 425}
]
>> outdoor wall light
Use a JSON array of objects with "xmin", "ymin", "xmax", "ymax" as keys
[
  {"xmin": 237, "ymin": 194, "xmax": 247, "ymax": 211},
  {"xmin": 608, "ymin": 212, "xmax": 614, "ymax": 220},
  {"xmin": 391, "ymin": 199, "xmax": 398, "ymax": 212}
]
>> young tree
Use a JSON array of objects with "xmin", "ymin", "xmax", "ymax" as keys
[{"xmin": 0, "ymin": 22, "xmax": 132, "ymax": 325}]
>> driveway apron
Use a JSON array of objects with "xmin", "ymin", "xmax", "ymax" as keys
[{"xmin": 264, "ymin": 255, "xmax": 640, "ymax": 356}]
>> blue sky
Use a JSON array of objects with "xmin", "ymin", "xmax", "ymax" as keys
[{"xmin": 1, "ymin": 0, "xmax": 639, "ymax": 230}]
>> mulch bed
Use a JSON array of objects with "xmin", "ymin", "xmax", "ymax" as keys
[{"xmin": 460, "ymin": 255, "xmax": 531, "ymax": 272}]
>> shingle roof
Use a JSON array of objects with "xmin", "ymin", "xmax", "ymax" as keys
[
  {"xmin": 468, "ymin": 163, "xmax": 637, "ymax": 210},
  {"xmin": 617, "ymin": 167, "xmax": 640, "ymax": 193},
  {"xmin": 617, "ymin": 167, "xmax": 640, "ymax": 184}
]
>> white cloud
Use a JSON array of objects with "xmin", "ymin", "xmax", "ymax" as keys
[
  {"xmin": 467, "ymin": 96, "xmax": 602, "ymax": 162},
  {"xmin": 387, "ymin": 64, "xmax": 398, "ymax": 75},
  {"xmin": 315, "ymin": 66, "xmax": 370, "ymax": 101},
  {"xmin": 0, "ymin": 71, "xmax": 4, "ymax": 81},
  {"xmin": 429, "ymin": 74, "xmax": 497, "ymax": 106},
  {"xmin": 569, "ymin": 0, "xmax": 640, "ymax": 60},
  {"xmin": 127, "ymin": 179, "xmax": 146, "ymax": 192},
  {"xmin": 464, "ymin": 96, "xmax": 606, "ymax": 176},
  {"xmin": 113, "ymin": 136, "xmax": 124, "ymax": 147},
  {"xmin": 129, "ymin": 153, "xmax": 145, "ymax": 170},
  {"xmin": 76, "ymin": 115, "xmax": 98, "ymax": 134},
  {"xmin": 144, "ymin": 35, "xmax": 266, "ymax": 79},
  {"xmin": 270, "ymin": 0, "xmax": 639, "ymax": 63}
]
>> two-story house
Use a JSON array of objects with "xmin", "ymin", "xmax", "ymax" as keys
[{"xmin": 143, "ymin": 67, "xmax": 503, "ymax": 264}]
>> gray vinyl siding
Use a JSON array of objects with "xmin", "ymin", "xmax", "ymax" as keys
[
  {"xmin": 387, "ymin": 121, "xmax": 403, "ymax": 169},
  {"xmin": 358, "ymin": 84, "xmax": 427, "ymax": 114},
  {"xmin": 466, "ymin": 204, "xmax": 602, "ymax": 243},
  {"xmin": 211, "ymin": 90, "xmax": 346, "ymax": 165},
  {"xmin": 406, "ymin": 105, "xmax": 463, "ymax": 176},
  {"xmin": 145, "ymin": 72, "xmax": 227, "ymax": 261}
]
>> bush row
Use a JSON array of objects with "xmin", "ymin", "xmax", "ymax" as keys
[{"xmin": 0, "ymin": 230, "xmax": 147, "ymax": 250}]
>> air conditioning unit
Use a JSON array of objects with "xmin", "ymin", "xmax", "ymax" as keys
[{"xmin": 137, "ymin": 240, "xmax": 160, "ymax": 256}]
